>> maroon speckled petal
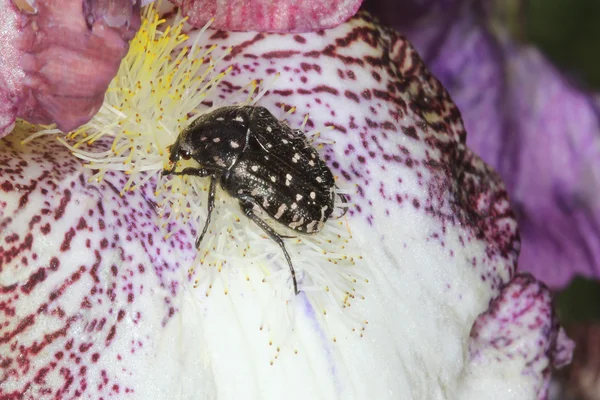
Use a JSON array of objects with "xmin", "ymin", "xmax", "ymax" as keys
[
  {"xmin": 375, "ymin": 2, "xmax": 600, "ymax": 289},
  {"xmin": 466, "ymin": 274, "xmax": 574, "ymax": 399},
  {"xmin": 191, "ymin": 10, "xmax": 569, "ymax": 395},
  {"xmin": 0, "ymin": 0, "xmax": 140, "ymax": 137},
  {"xmin": 199, "ymin": 10, "xmax": 519, "ymax": 292},
  {"xmin": 170, "ymin": 0, "xmax": 363, "ymax": 32}
]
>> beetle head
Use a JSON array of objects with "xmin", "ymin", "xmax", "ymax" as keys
[
  {"xmin": 164, "ymin": 106, "xmax": 254, "ymax": 176},
  {"xmin": 162, "ymin": 131, "xmax": 194, "ymax": 176},
  {"xmin": 167, "ymin": 133, "xmax": 192, "ymax": 164}
]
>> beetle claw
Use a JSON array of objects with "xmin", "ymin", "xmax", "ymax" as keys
[{"xmin": 162, "ymin": 165, "xmax": 177, "ymax": 176}]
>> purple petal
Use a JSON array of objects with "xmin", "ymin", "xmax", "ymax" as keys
[
  {"xmin": 363, "ymin": 0, "xmax": 465, "ymax": 27},
  {"xmin": 0, "ymin": 0, "xmax": 140, "ymax": 137},
  {"xmin": 501, "ymin": 48, "xmax": 600, "ymax": 289},
  {"xmin": 170, "ymin": 0, "xmax": 363, "ymax": 32}
]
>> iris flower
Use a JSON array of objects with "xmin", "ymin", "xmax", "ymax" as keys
[{"xmin": 0, "ymin": 1, "xmax": 573, "ymax": 399}]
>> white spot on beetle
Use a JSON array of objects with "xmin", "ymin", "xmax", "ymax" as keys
[
  {"xmin": 262, "ymin": 199, "xmax": 270, "ymax": 208},
  {"xmin": 316, "ymin": 176, "xmax": 322, "ymax": 183},
  {"xmin": 270, "ymin": 176, "xmax": 276, "ymax": 182},
  {"xmin": 292, "ymin": 153, "xmax": 300, "ymax": 163},
  {"xmin": 291, "ymin": 202, "xmax": 298, "ymax": 210},
  {"xmin": 306, "ymin": 220, "xmax": 318, "ymax": 232},
  {"xmin": 213, "ymin": 137, "xmax": 221, "ymax": 143},
  {"xmin": 289, "ymin": 216, "xmax": 305, "ymax": 229},
  {"xmin": 235, "ymin": 116, "xmax": 244, "ymax": 122},
  {"xmin": 266, "ymin": 126, "xmax": 272, "ymax": 133},
  {"xmin": 308, "ymin": 160, "xmax": 315, "ymax": 166},
  {"xmin": 267, "ymin": 143, "xmax": 273, "ymax": 149},
  {"xmin": 320, "ymin": 206, "xmax": 328, "ymax": 223},
  {"xmin": 310, "ymin": 191, "xmax": 316, "ymax": 199},
  {"xmin": 274, "ymin": 203, "xmax": 288, "ymax": 219},
  {"xmin": 296, "ymin": 194, "xmax": 303, "ymax": 201},
  {"xmin": 230, "ymin": 140, "xmax": 240, "ymax": 148},
  {"xmin": 216, "ymin": 117, "xmax": 225, "ymax": 121},
  {"xmin": 251, "ymin": 165, "xmax": 259, "ymax": 172},
  {"xmin": 282, "ymin": 139, "xmax": 289, "ymax": 144},
  {"xmin": 200, "ymin": 136, "xmax": 208, "ymax": 141}
]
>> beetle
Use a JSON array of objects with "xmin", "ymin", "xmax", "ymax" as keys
[{"xmin": 163, "ymin": 105, "xmax": 345, "ymax": 295}]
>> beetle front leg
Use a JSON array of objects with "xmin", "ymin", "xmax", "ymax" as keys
[
  {"xmin": 239, "ymin": 197, "xmax": 299, "ymax": 295},
  {"xmin": 335, "ymin": 191, "xmax": 350, "ymax": 218},
  {"xmin": 162, "ymin": 167, "xmax": 215, "ymax": 177},
  {"xmin": 196, "ymin": 174, "xmax": 217, "ymax": 249}
]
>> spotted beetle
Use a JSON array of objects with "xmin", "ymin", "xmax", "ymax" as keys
[{"xmin": 163, "ymin": 105, "xmax": 344, "ymax": 295}]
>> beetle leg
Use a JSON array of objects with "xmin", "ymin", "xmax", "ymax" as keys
[
  {"xmin": 332, "ymin": 190, "xmax": 350, "ymax": 219},
  {"xmin": 196, "ymin": 174, "xmax": 218, "ymax": 249},
  {"xmin": 161, "ymin": 165, "xmax": 177, "ymax": 176},
  {"xmin": 239, "ymin": 198, "xmax": 299, "ymax": 295},
  {"xmin": 162, "ymin": 167, "xmax": 214, "ymax": 177}
]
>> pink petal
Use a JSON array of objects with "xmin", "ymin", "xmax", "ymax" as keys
[
  {"xmin": 170, "ymin": 0, "xmax": 363, "ymax": 32},
  {"xmin": 0, "ymin": 0, "xmax": 140, "ymax": 137}
]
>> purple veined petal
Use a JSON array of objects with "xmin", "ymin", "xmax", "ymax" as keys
[
  {"xmin": 0, "ymin": 128, "xmax": 199, "ymax": 399},
  {"xmin": 0, "ymin": 0, "xmax": 140, "ymax": 138},
  {"xmin": 0, "ymin": 7, "xmax": 571, "ymax": 400},
  {"xmin": 169, "ymin": 0, "xmax": 364, "ymax": 32}
]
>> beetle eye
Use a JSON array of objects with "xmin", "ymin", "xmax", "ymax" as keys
[{"xmin": 180, "ymin": 149, "xmax": 191, "ymax": 160}]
